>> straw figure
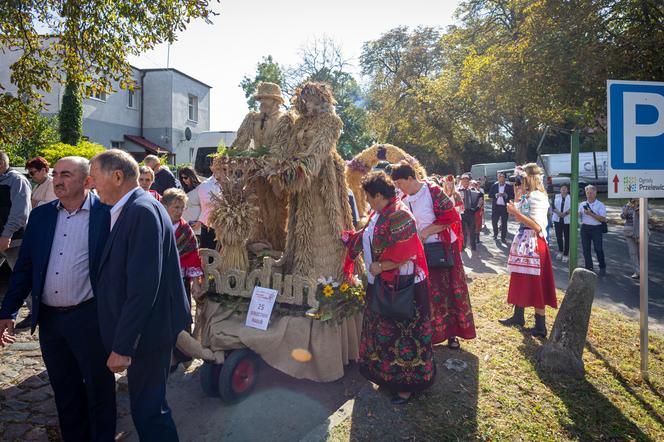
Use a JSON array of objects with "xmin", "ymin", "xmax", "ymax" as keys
[
  {"xmin": 345, "ymin": 143, "xmax": 427, "ymax": 216},
  {"xmin": 208, "ymin": 155, "xmax": 261, "ymax": 272},
  {"xmin": 231, "ymin": 82, "xmax": 294, "ymax": 251},
  {"xmin": 269, "ymin": 82, "xmax": 354, "ymax": 280}
]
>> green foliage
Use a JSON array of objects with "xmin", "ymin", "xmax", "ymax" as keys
[
  {"xmin": 38, "ymin": 140, "xmax": 106, "ymax": 164},
  {"xmin": 239, "ymin": 56, "xmax": 285, "ymax": 111},
  {"xmin": 0, "ymin": 94, "xmax": 59, "ymax": 165},
  {"xmin": 0, "ymin": 0, "xmax": 218, "ymax": 101},
  {"xmin": 59, "ymin": 81, "xmax": 83, "ymax": 145}
]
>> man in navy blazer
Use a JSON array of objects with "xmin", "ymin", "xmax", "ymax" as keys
[
  {"xmin": 0, "ymin": 157, "xmax": 116, "ymax": 441},
  {"xmin": 89, "ymin": 149, "xmax": 190, "ymax": 442}
]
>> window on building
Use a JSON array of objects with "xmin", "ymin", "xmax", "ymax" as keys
[
  {"xmin": 86, "ymin": 86, "xmax": 107, "ymax": 102},
  {"xmin": 188, "ymin": 94, "xmax": 198, "ymax": 122},
  {"xmin": 128, "ymin": 89, "xmax": 135, "ymax": 108},
  {"xmin": 111, "ymin": 141, "xmax": 125, "ymax": 149}
]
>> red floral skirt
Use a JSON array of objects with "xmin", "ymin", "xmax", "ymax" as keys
[
  {"xmin": 359, "ymin": 280, "xmax": 436, "ymax": 393},
  {"xmin": 507, "ymin": 236, "xmax": 557, "ymax": 309},
  {"xmin": 475, "ymin": 208, "xmax": 484, "ymax": 231},
  {"xmin": 428, "ymin": 246, "xmax": 477, "ymax": 344}
]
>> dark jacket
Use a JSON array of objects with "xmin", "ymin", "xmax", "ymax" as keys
[
  {"xmin": 96, "ymin": 189, "xmax": 191, "ymax": 357},
  {"xmin": 150, "ymin": 167, "xmax": 177, "ymax": 195},
  {"xmin": 488, "ymin": 181, "xmax": 515, "ymax": 209},
  {"xmin": 0, "ymin": 193, "xmax": 110, "ymax": 332},
  {"xmin": 0, "ymin": 169, "xmax": 31, "ymax": 240}
]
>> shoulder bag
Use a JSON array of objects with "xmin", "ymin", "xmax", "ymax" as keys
[
  {"xmin": 370, "ymin": 273, "xmax": 416, "ymax": 321},
  {"xmin": 423, "ymin": 241, "xmax": 455, "ymax": 268}
]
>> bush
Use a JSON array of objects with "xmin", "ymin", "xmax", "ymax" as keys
[{"xmin": 38, "ymin": 141, "xmax": 106, "ymax": 165}]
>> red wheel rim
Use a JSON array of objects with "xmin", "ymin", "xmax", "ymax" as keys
[{"xmin": 231, "ymin": 359, "xmax": 255, "ymax": 393}]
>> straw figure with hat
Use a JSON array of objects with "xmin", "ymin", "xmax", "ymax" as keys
[
  {"xmin": 231, "ymin": 82, "xmax": 294, "ymax": 251},
  {"xmin": 269, "ymin": 81, "xmax": 354, "ymax": 280}
]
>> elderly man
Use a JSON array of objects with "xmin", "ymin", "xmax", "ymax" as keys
[
  {"xmin": 578, "ymin": 184, "xmax": 608, "ymax": 276},
  {"xmin": 0, "ymin": 151, "xmax": 31, "ymax": 269},
  {"xmin": 144, "ymin": 154, "xmax": 176, "ymax": 195},
  {"xmin": 90, "ymin": 149, "xmax": 190, "ymax": 441},
  {"xmin": 0, "ymin": 157, "xmax": 116, "ymax": 441}
]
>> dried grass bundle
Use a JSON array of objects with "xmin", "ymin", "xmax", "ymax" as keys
[{"xmin": 208, "ymin": 155, "xmax": 263, "ymax": 272}]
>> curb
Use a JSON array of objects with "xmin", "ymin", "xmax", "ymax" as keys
[{"xmin": 298, "ymin": 395, "xmax": 357, "ymax": 442}]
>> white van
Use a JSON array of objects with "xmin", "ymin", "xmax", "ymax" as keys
[
  {"xmin": 191, "ymin": 131, "xmax": 237, "ymax": 177},
  {"xmin": 537, "ymin": 152, "xmax": 608, "ymax": 193},
  {"xmin": 470, "ymin": 162, "xmax": 516, "ymax": 190}
]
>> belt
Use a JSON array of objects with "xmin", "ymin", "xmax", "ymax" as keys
[{"xmin": 41, "ymin": 297, "xmax": 95, "ymax": 313}]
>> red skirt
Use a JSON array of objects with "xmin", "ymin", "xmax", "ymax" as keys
[
  {"xmin": 507, "ymin": 237, "xmax": 557, "ymax": 309},
  {"xmin": 429, "ymin": 246, "xmax": 477, "ymax": 344}
]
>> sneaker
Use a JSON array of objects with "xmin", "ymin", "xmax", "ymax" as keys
[
  {"xmin": 562, "ymin": 256, "xmax": 569, "ymax": 263},
  {"xmin": 630, "ymin": 273, "xmax": 639, "ymax": 279},
  {"xmin": 556, "ymin": 252, "xmax": 563, "ymax": 260}
]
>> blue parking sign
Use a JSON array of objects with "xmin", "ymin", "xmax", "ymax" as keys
[{"xmin": 609, "ymin": 81, "xmax": 664, "ymax": 170}]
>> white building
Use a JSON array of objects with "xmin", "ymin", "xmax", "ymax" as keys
[{"xmin": 1, "ymin": 48, "xmax": 211, "ymax": 163}]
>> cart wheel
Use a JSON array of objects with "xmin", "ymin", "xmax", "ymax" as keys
[
  {"xmin": 200, "ymin": 362, "xmax": 222, "ymax": 397},
  {"xmin": 218, "ymin": 349, "xmax": 259, "ymax": 403}
]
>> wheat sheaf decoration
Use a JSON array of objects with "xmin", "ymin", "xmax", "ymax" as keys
[
  {"xmin": 345, "ymin": 143, "xmax": 427, "ymax": 216},
  {"xmin": 208, "ymin": 154, "xmax": 263, "ymax": 272}
]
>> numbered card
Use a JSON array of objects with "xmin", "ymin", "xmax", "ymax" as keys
[{"xmin": 245, "ymin": 286, "xmax": 278, "ymax": 331}]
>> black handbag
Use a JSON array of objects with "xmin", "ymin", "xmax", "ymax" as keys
[
  {"xmin": 423, "ymin": 242, "xmax": 454, "ymax": 268},
  {"xmin": 369, "ymin": 274, "xmax": 416, "ymax": 321}
]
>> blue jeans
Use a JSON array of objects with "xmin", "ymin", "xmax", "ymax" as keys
[{"xmin": 580, "ymin": 224, "xmax": 606, "ymax": 270}]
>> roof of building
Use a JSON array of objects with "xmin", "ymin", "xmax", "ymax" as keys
[
  {"xmin": 138, "ymin": 68, "xmax": 212, "ymax": 89},
  {"xmin": 124, "ymin": 135, "xmax": 172, "ymax": 155}
]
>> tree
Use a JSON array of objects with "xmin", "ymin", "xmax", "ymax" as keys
[
  {"xmin": 0, "ymin": 0, "xmax": 218, "ymax": 100},
  {"xmin": 0, "ymin": 94, "xmax": 59, "ymax": 165},
  {"xmin": 239, "ymin": 55, "xmax": 285, "ymax": 111},
  {"xmin": 59, "ymin": 80, "xmax": 82, "ymax": 145}
]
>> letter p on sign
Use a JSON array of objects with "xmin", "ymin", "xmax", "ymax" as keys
[{"xmin": 623, "ymin": 92, "xmax": 664, "ymax": 164}]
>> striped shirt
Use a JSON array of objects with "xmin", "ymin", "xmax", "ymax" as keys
[{"xmin": 42, "ymin": 194, "xmax": 94, "ymax": 307}]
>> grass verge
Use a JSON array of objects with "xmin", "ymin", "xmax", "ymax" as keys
[{"xmin": 325, "ymin": 274, "xmax": 664, "ymax": 441}]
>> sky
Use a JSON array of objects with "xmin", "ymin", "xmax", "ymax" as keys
[{"xmin": 128, "ymin": 0, "xmax": 461, "ymax": 131}]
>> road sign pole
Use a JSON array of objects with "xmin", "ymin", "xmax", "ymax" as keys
[
  {"xmin": 639, "ymin": 197, "xmax": 649, "ymax": 381},
  {"xmin": 568, "ymin": 130, "xmax": 580, "ymax": 274}
]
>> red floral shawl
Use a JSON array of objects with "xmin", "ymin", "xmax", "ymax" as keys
[
  {"xmin": 343, "ymin": 198, "xmax": 428, "ymax": 284},
  {"xmin": 427, "ymin": 181, "xmax": 464, "ymax": 252},
  {"xmin": 174, "ymin": 218, "xmax": 202, "ymax": 276}
]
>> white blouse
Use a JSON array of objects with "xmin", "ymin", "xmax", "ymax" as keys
[
  {"xmin": 526, "ymin": 190, "xmax": 550, "ymax": 235},
  {"xmin": 403, "ymin": 183, "xmax": 440, "ymax": 244}
]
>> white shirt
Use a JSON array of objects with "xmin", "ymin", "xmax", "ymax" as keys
[
  {"xmin": 496, "ymin": 183, "xmax": 506, "ymax": 206},
  {"xmin": 110, "ymin": 187, "xmax": 142, "ymax": 231},
  {"xmin": 526, "ymin": 191, "xmax": 550, "ymax": 234},
  {"xmin": 551, "ymin": 194, "xmax": 571, "ymax": 224},
  {"xmin": 578, "ymin": 199, "xmax": 606, "ymax": 226},
  {"xmin": 403, "ymin": 183, "xmax": 440, "ymax": 244},
  {"xmin": 42, "ymin": 194, "xmax": 94, "ymax": 307},
  {"xmin": 197, "ymin": 176, "xmax": 221, "ymax": 226}
]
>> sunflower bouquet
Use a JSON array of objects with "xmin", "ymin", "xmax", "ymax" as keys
[{"xmin": 308, "ymin": 276, "xmax": 365, "ymax": 324}]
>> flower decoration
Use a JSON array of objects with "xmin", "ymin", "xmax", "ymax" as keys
[{"xmin": 313, "ymin": 276, "xmax": 366, "ymax": 323}]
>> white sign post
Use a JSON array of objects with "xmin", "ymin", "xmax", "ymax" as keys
[
  {"xmin": 608, "ymin": 80, "xmax": 664, "ymax": 381},
  {"xmin": 245, "ymin": 286, "xmax": 278, "ymax": 331}
]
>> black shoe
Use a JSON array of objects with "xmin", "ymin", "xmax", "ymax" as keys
[
  {"xmin": 526, "ymin": 314, "xmax": 547, "ymax": 338},
  {"xmin": 14, "ymin": 314, "xmax": 32, "ymax": 330},
  {"xmin": 499, "ymin": 306, "xmax": 525, "ymax": 327},
  {"xmin": 391, "ymin": 394, "xmax": 411, "ymax": 405},
  {"xmin": 493, "ymin": 235, "xmax": 498, "ymax": 240}
]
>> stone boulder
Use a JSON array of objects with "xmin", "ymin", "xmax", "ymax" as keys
[{"xmin": 536, "ymin": 268, "xmax": 597, "ymax": 378}]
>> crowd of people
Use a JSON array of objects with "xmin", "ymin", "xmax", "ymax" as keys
[{"xmin": 0, "ymin": 145, "xmax": 649, "ymax": 439}]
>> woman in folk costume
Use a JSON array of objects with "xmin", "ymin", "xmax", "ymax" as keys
[
  {"xmin": 499, "ymin": 163, "xmax": 557, "ymax": 337},
  {"xmin": 442, "ymin": 175, "xmax": 464, "ymax": 214},
  {"xmin": 343, "ymin": 172, "xmax": 435, "ymax": 405},
  {"xmin": 271, "ymin": 82, "xmax": 353, "ymax": 279},
  {"xmin": 391, "ymin": 162, "xmax": 476, "ymax": 349}
]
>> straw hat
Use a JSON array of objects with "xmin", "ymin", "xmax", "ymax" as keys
[{"xmin": 254, "ymin": 82, "xmax": 284, "ymax": 104}]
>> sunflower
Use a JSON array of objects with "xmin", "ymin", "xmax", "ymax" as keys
[
  {"xmin": 340, "ymin": 283, "xmax": 349, "ymax": 293},
  {"xmin": 323, "ymin": 285, "xmax": 335, "ymax": 297}
]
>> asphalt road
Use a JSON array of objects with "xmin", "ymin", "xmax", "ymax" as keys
[{"xmin": 469, "ymin": 204, "xmax": 664, "ymax": 333}]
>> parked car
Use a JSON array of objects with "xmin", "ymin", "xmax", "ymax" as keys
[
  {"xmin": 470, "ymin": 162, "xmax": 516, "ymax": 191},
  {"xmin": 537, "ymin": 152, "xmax": 607, "ymax": 193}
]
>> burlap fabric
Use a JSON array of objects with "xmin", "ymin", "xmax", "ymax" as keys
[{"xmin": 196, "ymin": 298, "xmax": 362, "ymax": 382}]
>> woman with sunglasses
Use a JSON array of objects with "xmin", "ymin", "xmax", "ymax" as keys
[
  {"xmin": 26, "ymin": 157, "xmax": 56, "ymax": 208},
  {"xmin": 178, "ymin": 166, "xmax": 203, "ymax": 235}
]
